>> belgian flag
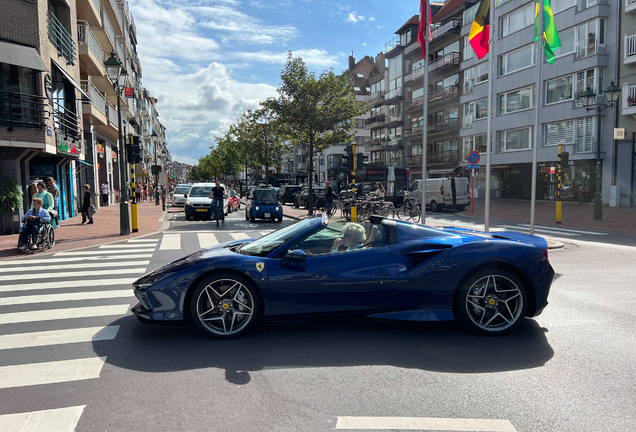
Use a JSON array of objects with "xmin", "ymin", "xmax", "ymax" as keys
[{"xmin": 469, "ymin": 0, "xmax": 491, "ymax": 59}]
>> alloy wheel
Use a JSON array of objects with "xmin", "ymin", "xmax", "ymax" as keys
[
  {"xmin": 465, "ymin": 275, "xmax": 524, "ymax": 332},
  {"xmin": 195, "ymin": 279, "xmax": 255, "ymax": 336}
]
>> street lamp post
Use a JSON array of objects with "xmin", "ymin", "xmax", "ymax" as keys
[
  {"xmin": 578, "ymin": 81, "xmax": 621, "ymax": 221},
  {"xmin": 105, "ymin": 52, "xmax": 130, "ymax": 236},
  {"xmin": 152, "ymin": 131, "xmax": 159, "ymax": 205}
]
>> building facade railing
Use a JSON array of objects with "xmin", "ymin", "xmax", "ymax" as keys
[
  {"xmin": 77, "ymin": 21, "xmax": 104, "ymax": 62},
  {"xmin": 384, "ymin": 35, "xmax": 405, "ymax": 54},
  {"xmin": 625, "ymin": 34, "xmax": 636, "ymax": 60},
  {"xmin": 0, "ymin": 90, "xmax": 48, "ymax": 129},
  {"xmin": 384, "ymin": 87, "xmax": 403, "ymax": 101},
  {"xmin": 429, "ymin": 85, "xmax": 460, "ymax": 103},
  {"xmin": 107, "ymin": 101, "xmax": 118, "ymax": 127},
  {"xmin": 404, "ymin": 127, "xmax": 424, "ymax": 139},
  {"xmin": 52, "ymin": 99, "xmax": 81, "ymax": 139},
  {"xmin": 80, "ymin": 80, "xmax": 107, "ymax": 115},
  {"xmin": 365, "ymin": 91, "xmax": 385, "ymax": 106},
  {"xmin": 463, "ymin": 3, "xmax": 479, "ymax": 26},
  {"xmin": 429, "ymin": 52, "xmax": 460, "ymax": 73},
  {"xmin": 405, "ymin": 96, "xmax": 424, "ymax": 111},
  {"xmin": 429, "ymin": 118, "xmax": 459, "ymax": 133},
  {"xmin": 101, "ymin": 7, "xmax": 116, "ymax": 49},
  {"xmin": 404, "ymin": 154, "xmax": 422, "ymax": 167},
  {"xmin": 431, "ymin": 19, "xmax": 461, "ymax": 40},
  {"xmin": 48, "ymin": 12, "xmax": 76, "ymax": 65},
  {"xmin": 429, "ymin": 150, "xmax": 459, "ymax": 163}
]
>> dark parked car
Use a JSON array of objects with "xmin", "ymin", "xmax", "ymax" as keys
[
  {"xmin": 279, "ymin": 185, "xmax": 301, "ymax": 204},
  {"xmin": 339, "ymin": 183, "xmax": 373, "ymax": 200},
  {"xmin": 295, "ymin": 187, "xmax": 326, "ymax": 209}
]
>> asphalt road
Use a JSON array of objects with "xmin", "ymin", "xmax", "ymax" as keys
[{"xmin": 0, "ymin": 209, "xmax": 634, "ymax": 432}]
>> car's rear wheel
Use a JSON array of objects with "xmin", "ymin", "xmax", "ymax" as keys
[
  {"xmin": 430, "ymin": 200, "xmax": 439, "ymax": 212},
  {"xmin": 294, "ymin": 199, "xmax": 299, "ymax": 208},
  {"xmin": 455, "ymin": 269, "xmax": 528, "ymax": 335},
  {"xmin": 190, "ymin": 273, "xmax": 261, "ymax": 339},
  {"xmin": 456, "ymin": 205, "xmax": 465, "ymax": 212}
]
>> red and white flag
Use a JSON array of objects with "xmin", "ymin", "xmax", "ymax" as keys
[{"xmin": 418, "ymin": 0, "xmax": 433, "ymax": 57}]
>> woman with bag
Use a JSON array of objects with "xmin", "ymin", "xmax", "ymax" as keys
[
  {"xmin": 31, "ymin": 182, "xmax": 57, "ymax": 229},
  {"xmin": 81, "ymin": 184, "xmax": 94, "ymax": 225}
]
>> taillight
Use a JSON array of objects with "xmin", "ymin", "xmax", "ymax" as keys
[
  {"xmin": 543, "ymin": 249, "xmax": 549, "ymax": 260},
  {"xmin": 441, "ymin": 185, "xmax": 444, "ymax": 195}
]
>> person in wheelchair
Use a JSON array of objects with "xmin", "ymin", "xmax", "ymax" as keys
[
  {"xmin": 330, "ymin": 223, "xmax": 368, "ymax": 253},
  {"xmin": 19, "ymin": 197, "xmax": 51, "ymax": 251}
]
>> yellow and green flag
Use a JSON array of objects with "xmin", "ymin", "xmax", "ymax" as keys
[{"xmin": 534, "ymin": 0, "xmax": 561, "ymax": 64}]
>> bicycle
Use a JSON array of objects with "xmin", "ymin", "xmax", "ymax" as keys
[
  {"xmin": 213, "ymin": 200, "xmax": 223, "ymax": 227},
  {"xmin": 395, "ymin": 197, "xmax": 421, "ymax": 223}
]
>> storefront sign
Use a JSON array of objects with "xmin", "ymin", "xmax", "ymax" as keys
[
  {"xmin": 124, "ymin": 87, "xmax": 133, "ymax": 97},
  {"xmin": 614, "ymin": 128, "xmax": 625, "ymax": 140},
  {"xmin": 97, "ymin": 143, "xmax": 105, "ymax": 158},
  {"xmin": 159, "ymin": 172, "xmax": 168, "ymax": 186},
  {"xmin": 112, "ymin": 151, "xmax": 117, "ymax": 162},
  {"xmin": 56, "ymin": 134, "xmax": 78, "ymax": 156},
  {"xmin": 33, "ymin": 165, "xmax": 55, "ymax": 177},
  {"xmin": 47, "ymin": 126, "xmax": 53, "ymax": 137},
  {"xmin": 44, "ymin": 74, "xmax": 53, "ymax": 99}
]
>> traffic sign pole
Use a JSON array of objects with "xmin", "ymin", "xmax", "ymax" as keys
[{"xmin": 471, "ymin": 170, "xmax": 474, "ymax": 215}]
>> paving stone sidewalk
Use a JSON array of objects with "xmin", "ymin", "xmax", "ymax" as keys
[{"xmin": 0, "ymin": 200, "xmax": 167, "ymax": 259}]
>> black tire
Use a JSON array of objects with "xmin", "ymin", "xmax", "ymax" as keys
[
  {"xmin": 47, "ymin": 225, "xmax": 55, "ymax": 248},
  {"xmin": 189, "ymin": 272, "xmax": 262, "ymax": 339},
  {"xmin": 250, "ymin": 212, "xmax": 255, "ymax": 222},
  {"xmin": 456, "ymin": 205, "xmax": 465, "ymax": 212},
  {"xmin": 304, "ymin": 201, "xmax": 308, "ymax": 209},
  {"xmin": 430, "ymin": 200, "xmax": 439, "ymax": 213},
  {"xmin": 245, "ymin": 211, "xmax": 249, "ymax": 221},
  {"xmin": 277, "ymin": 216, "xmax": 282, "ymax": 223},
  {"xmin": 294, "ymin": 200, "xmax": 299, "ymax": 208},
  {"xmin": 186, "ymin": 213, "xmax": 193, "ymax": 221},
  {"xmin": 455, "ymin": 268, "xmax": 528, "ymax": 335}
]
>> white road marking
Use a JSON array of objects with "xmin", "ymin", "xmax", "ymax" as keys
[
  {"xmin": 197, "ymin": 233, "xmax": 219, "ymax": 249},
  {"xmin": 230, "ymin": 233, "xmax": 252, "ymax": 240},
  {"xmin": 0, "ymin": 326, "xmax": 120, "ymax": 350},
  {"xmin": 0, "ymin": 405, "xmax": 85, "ymax": 432},
  {"xmin": 498, "ymin": 225, "xmax": 579, "ymax": 237},
  {"xmin": 335, "ymin": 416, "xmax": 517, "ymax": 431},
  {"xmin": 0, "ymin": 261, "xmax": 150, "ymax": 274},
  {"xmin": 127, "ymin": 239, "xmax": 159, "ymax": 243},
  {"xmin": 0, "ymin": 290, "xmax": 133, "ymax": 306},
  {"xmin": 0, "ymin": 268, "xmax": 146, "ymax": 282},
  {"xmin": 159, "ymin": 234, "xmax": 181, "ymax": 250},
  {"xmin": 0, "ymin": 255, "xmax": 153, "ymax": 266},
  {"xmin": 0, "ymin": 304, "xmax": 130, "ymax": 325},
  {"xmin": 0, "ymin": 278, "xmax": 137, "ymax": 294},
  {"xmin": 99, "ymin": 244, "xmax": 158, "ymax": 249},
  {"xmin": 0, "ymin": 357, "xmax": 107, "ymax": 389},
  {"xmin": 516, "ymin": 223, "xmax": 608, "ymax": 235},
  {"xmin": 54, "ymin": 249, "xmax": 155, "ymax": 256}
]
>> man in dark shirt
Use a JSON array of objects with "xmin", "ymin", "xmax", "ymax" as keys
[
  {"xmin": 325, "ymin": 181, "xmax": 334, "ymax": 216},
  {"xmin": 209, "ymin": 181, "xmax": 226, "ymax": 224}
]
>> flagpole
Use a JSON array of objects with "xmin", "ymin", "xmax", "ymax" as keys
[
  {"xmin": 530, "ymin": 0, "xmax": 544, "ymax": 236},
  {"xmin": 420, "ymin": 37, "xmax": 429, "ymax": 225},
  {"xmin": 484, "ymin": 0, "xmax": 494, "ymax": 232}
]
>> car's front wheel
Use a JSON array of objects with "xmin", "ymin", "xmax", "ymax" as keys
[
  {"xmin": 455, "ymin": 269, "xmax": 528, "ymax": 335},
  {"xmin": 190, "ymin": 273, "xmax": 261, "ymax": 339}
]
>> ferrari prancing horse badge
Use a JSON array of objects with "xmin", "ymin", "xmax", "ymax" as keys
[{"xmin": 256, "ymin": 262, "xmax": 265, "ymax": 272}]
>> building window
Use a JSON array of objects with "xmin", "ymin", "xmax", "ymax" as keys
[
  {"xmin": 498, "ymin": 86, "xmax": 535, "ymax": 115},
  {"xmin": 551, "ymin": 0, "xmax": 576, "ymax": 13},
  {"xmin": 499, "ymin": 45, "xmax": 534, "ymax": 76},
  {"xmin": 463, "ymin": 102, "xmax": 474, "ymax": 129},
  {"xmin": 476, "ymin": 98, "xmax": 488, "ymax": 120},
  {"xmin": 546, "ymin": 75, "xmax": 573, "ymax": 105},
  {"xmin": 576, "ymin": 69, "xmax": 595, "ymax": 107},
  {"xmin": 477, "ymin": 62, "xmax": 489, "ymax": 83},
  {"xmin": 577, "ymin": 19, "xmax": 605, "ymax": 59},
  {"xmin": 555, "ymin": 27, "xmax": 575, "ymax": 58},
  {"xmin": 497, "ymin": 0, "xmax": 512, "ymax": 6},
  {"xmin": 576, "ymin": 117, "xmax": 594, "ymax": 153},
  {"xmin": 500, "ymin": 4, "xmax": 534, "ymax": 38},
  {"xmin": 463, "ymin": 35, "xmax": 473, "ymax": 60},
  {"xmin": 545, "ymin": 120, "xmax": 574, "ymax": 147},
  {"xmin": 463, "ymin": 134, "xmax": 488, "ymax": 159},
  {"xmin": 498, "ymin": 127, "xmax": 532, "ymax": 152}
]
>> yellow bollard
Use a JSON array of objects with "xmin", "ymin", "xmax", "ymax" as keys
[
  {"xmin": 556, "ymin": 143, "xmax": 562, "ymax": 224},
  {"xmin": 131, "ymin": 164, "xmax": 139, "ymax": 233}
]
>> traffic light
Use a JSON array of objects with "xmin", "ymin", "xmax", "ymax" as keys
[
  {"xmin": 151, "ymin": 165, "xmax": 162, "ymax": 175},
  {"xmin": 127, "ymin": 135, "xmax": 142, "ymax": 164},
  {"xmin": 557, "ymin": 151, "xmax": 569, "ymax": 169},
  {"xmin": 356, "ymin": 153, "xmax": 368, "ymax": 169},
  {"xmin": 342, "ymin": 153, "xmax": 353, "ymax": 169}
]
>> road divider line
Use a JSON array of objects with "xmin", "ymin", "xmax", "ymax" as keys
[
  {"xmin": 160, "ymin": 234, "xmax": 181, "ymax": 250},
  {"xmin": 0, "ymin": 268, "xmax": 146, "ymax": 282},
  {"xmin": 54, "ymin": 249, "xmax": 155, "ymax": 256},
  {"xmin": 0, "ymin": 326, "xmax": 120, "ymax": 350},
  {"xmin": 0, "ymin": 278, "xmax": 137, "ymax": 294},
  {"xmin": 0, "ymin": 261, "xmax": 151, "ymax": 274},
  {"xmin": 0, "ymin": 357, "xmax": 106, "ymax": 389},
  {"xmin": 516, "ymin": 224, "xmax": 607, "ymax": 235},
  {"xmin": 197, "ymin": 233, "xmax": 219, "ymax": 249},
  {"xmin": 0, "ymin": 290, "xmax": 134, "ymax": 306},
  {"xmin": 0, "ymin": 255, "xmax": 153, "ymax": 266},
  {"xmin": 335, "ymin": 416, "xmax": 517, "ymax": 431},
  {"xmin": 0, "ymin": 405, "xmax": 85, "ymax": 432},
  {"xmin": 0, "ymin": 304, "xmax": 131, "ymax": 325}
]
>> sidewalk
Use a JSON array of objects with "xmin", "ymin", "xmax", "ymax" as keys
[
  {"xmin": 0, "ymin": 200, "xmax": 167, "ymax": 259},
  {"xmin": 459, "ymin": 199, "xmax": 636, "ymax": 235}
]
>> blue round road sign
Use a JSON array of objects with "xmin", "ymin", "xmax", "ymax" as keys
[{"xmin": 467, "ymin": 151, "xmax": 480, "ymax": 165}]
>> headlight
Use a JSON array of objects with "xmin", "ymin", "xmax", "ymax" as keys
[
  {"xmin": 185, "ymin": 200, "xmax": 191, "ymax": 205},
  {"xmin": 275, "ymin": 207, "xmax": 279, "ymax": 211},
  {"xmin": 255, "ymin": 206, "xmax": 260, "ymax": 211},
  {"xmin": 135, "ymin": 272, "xmax": 174, "ymax": 289}
]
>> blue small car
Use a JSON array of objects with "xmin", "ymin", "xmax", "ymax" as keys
[{"xmin": 245, "ymin": 188, "xmax": 283, "ymax": 223}]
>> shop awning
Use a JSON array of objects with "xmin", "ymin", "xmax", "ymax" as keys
[
  {"xmin": 0, "ymin": 40, "xmax": 48, "ymax": 72},
  {"xmin": 52, "ymin": 60, "xmax": 91, "ymax": 100},
  {"xmin": 77, "ymin": 159, "xmax": 92, "ymax": 166}
]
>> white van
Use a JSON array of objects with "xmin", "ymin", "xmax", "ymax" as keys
[
  {"xmin": 408, "ymin": 177, "xmax": 470, "ymax": 212},
  {"xmin": 184, "ymin": 183, "xmax": 230, "ymax": 220}
]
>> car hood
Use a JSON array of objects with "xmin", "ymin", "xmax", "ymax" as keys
[
  {"xmin": 441, "ymin": 227, "xmax": 548, "ymax": 249},
  {"xmin": 187, "ymin": 197, "xmax": 212, "ymax": 203}
]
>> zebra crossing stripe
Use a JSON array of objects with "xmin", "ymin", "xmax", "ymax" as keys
[
  {"xmin": 0, "ymin": 405, "xmax": 85, "ymax": 432},
  {"xmin": 0, "ymin": 278, "xmax": 137, "ymax": 294},
  {"xmin": 335, "ymin": 416, "xmax": 517, "ymax": 431},
  {"xmin": 0, "ymin": 304, "xmax": 130, "ymax": 325},
  {"xmin": 0, "ymin": 261, "xmax": 150, "ymax": 274},
  {"xmin": 0, "ymin": 268, "xmax": 146, "ymax": 282},
  {"xmin": 127, "ymin": 239, "xmax": 159, "ymax": 243},
  {"xmin": 498, "ymin": 225, "xmax": 579, "ymax": 237},
  {"xmin": 54, "ymin": 249, "xmax": 155, "ymax": 256},
  {"xmin": 0, "ymin": 290, "xmax": 134, "ymax": 307},
  {"xmin": 230, "ymin": 233, "xmax": 251, "ymax": 240},
  {"xmin": 516, "ymin": 224, "xmax": 607, "ymax": 235},
  {"xmin": 197, "ymin": 233, "xmax": 219, "ymax": 249},
  {"xmin": 99, "ymin": 244, "xmax": 158, "ymax": 249},
  {"xmin": 0, "ymin": 255, "xmax": 153, "ymax": 266},
  {"xmin": 160, "ymin": 234, "xmax": 181, "ymax": 250},
  {"xmin": 0, "ymin": 326, "xmax": 120, "ymax": 350},
  {"xmin": 0, "ymin": 357, "xmax": 107, "ymax": 389}
]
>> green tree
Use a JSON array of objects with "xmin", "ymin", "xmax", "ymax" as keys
[
  {"xmin": 248, "ymin": 107, "xmax": 289, "ymax": 185},
  {"xmin": 264, "ymin": 52, "xmax": 366, "ymax": 214}
]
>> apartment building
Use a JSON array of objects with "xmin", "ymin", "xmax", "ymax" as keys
[
  {"xmin": 459, "ymin": 0, "xmax": 620, "ymax": 204},
  {"xmin": 618, "ymin": 0, "xmax": 636, "ymax": 207}
]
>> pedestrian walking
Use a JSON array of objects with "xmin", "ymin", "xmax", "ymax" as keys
[
  {"xmin": 325, "ymin": 181, "xmax": 334, "ymax": 216},
  {"xmin": 81, "ymin": 184, "xmax": 94, "ymax": 224},
  {"xmin": 31, "ymin": 181, "xmax": 57, "ymax": 229},
  {"xmin": 143, "ymin": 182, "xmax": 148, "ymax": 201},
  {"xmin": 160, "ymin": 185, "xmax": 167, "ymax": 210},
  {"xmin": 101, "ymin": 181, "xmax": 109, "ymax": 206},
  {"xmin": 135, "ymin": 181, "xmax": 142, "ymax": 201},
  {"xmin": 46, "ymin": 177, "xmax": 60, "ymax": 211},
  {"xmin": 148, "ymin": 183, "xmax": 154, "ymax": 202}
]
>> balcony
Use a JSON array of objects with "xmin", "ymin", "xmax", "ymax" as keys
[
  {"xmin": 625, "ymin": 35, "xmax": 636, "ymax": 65},
  {"xmin": 429, "ymin": 118, "xmax": 459, "ymax": 134},
  {"xmin": 77, "ymin": 22, "xmax": 105, "ymax": 76},
  {"xmin": 628, "ymin": 0, "xmax": 636, "ymax": 13},
  {"xmin": 463, "ymin": 3, "xmax": 479, "ymax": 26},
  {"xmin": 429, "ymin": 52, "xmax": 460, "ymax": 74},
  {"xmin": 576, "ymin": 39, "xmax": 598, "ymax": 60},
  {"xmin": 52, "ymin": 100, "xmax": 81, "ymax": 141},
  {"xmin": 384, "ymin": 114, "xmax": 403, "ymax": 128},
  {"xmin": 404, "ymin": 155, "xmax": 422, "ymax": 168},
  {"xmin": 106, "ymin": 101, "xmax": 119, "ymax": 130},
  {"xmin": 95, "ymin": 7, "xmax": 116, "ymax": 52},
  {"xmin": 405, "ymin": 65, "xmax": 426, "ymax": 85},
  {"xmin": 365, "ymin": 91, "xmax": 385, "ymax": 107},
  {"xmin": 365, "ymin": 114, "xmax": 386, "ymax": 129},
  {"xmin": 622, "ymin": 84, "xmax": 636, "ymax": 116},
  {"xmin": 382, "ymin": 137, "xmax": 403, "ymax": 150},
  {"xmin": 429, "ymin": 85, "xmax": 460, "ymax": 104},
  {"xmin": 0, "ymin": 91, "xmax": 48, "ymax": 130},
  {"xmin": 429, "ymin": 150, "xmax": 459, "ymax": 163},
  {"xmin": 431, "ymin": 19, "xmax": 461, "ymax": 41},
  {"xmin": 80, "ymin": 80, "xmax": 107, "ymax": 125},
  {"xmin": 384, "ymin": 87, "xmax": 404, "ymax": 104},
  {"xmin": 384, "ymin": 35, "xmax": 405, "ymax": 56},
  {"xmin": 404, "ymin": 127, "xmax": 424, "ymax": 140},
  {"xmin": 48, "ymin": 12, "xmax": 76, "ymax": 65},
  {"xmin": 366, "ymin": 138, "xmax": 383, "ymax": 150},
  {"xmin": 404, "ymin": 97, "xmax": 424, "ymax": 113}
]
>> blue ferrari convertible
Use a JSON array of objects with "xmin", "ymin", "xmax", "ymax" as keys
[{"xmin": 132, "ymin": 215, "xmax": 554, "ymax": 338}]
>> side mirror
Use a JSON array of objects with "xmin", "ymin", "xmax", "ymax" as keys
[
  {"xmin": 183, "ymin": 194, "xmax": 188, "ymax": 199},
  {"xmin": 279, "ymin": 249, "xmax": 307, "ymax": 267}
]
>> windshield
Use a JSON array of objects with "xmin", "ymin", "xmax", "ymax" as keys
[
  {"xmin": 239, "ymin": 218, "xmax": 319, "ymax": 257},
  {"xmin": 189, "ymin": 186, "xmax": 213, "ymax": 197},
  {"xmin": 253, "ymin": 190, "xmax": 278, "ymax": 201},
  {"xmin": 174, "ymin": 187, "xmax": 191, "ymax": 194}
]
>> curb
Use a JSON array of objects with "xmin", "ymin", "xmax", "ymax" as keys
[{"xmin": 547, "ymin": 240, "xmax": 565, "ymax": 250}]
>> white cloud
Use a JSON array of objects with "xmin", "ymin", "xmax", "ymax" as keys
[
  {"xmin": 228, "ymin": 49, "xmax": 341, "ymax": 67},
  {"xmin": 345, "ymin": 13, "xmax": 358, "ymax": 23},
  {"xmin": 369, "ymin": 16, "xmax": 376, "ymax": 21},
  {"xmin": 362, "ymin": 42, "xmax": 367, "ymax": 46}
]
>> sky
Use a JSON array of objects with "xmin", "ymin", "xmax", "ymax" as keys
[{"xmin": 128, "ymin": 0, "xmax": 424, "ymax": 165}]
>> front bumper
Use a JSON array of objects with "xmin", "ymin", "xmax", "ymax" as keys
[
  {"xmin": 254, "ymin": 207, "xmax": 283, "ymax": 219},
  {"xmin": 185, "ymin": 205, "xmax": 211, "ymax": 215}
]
